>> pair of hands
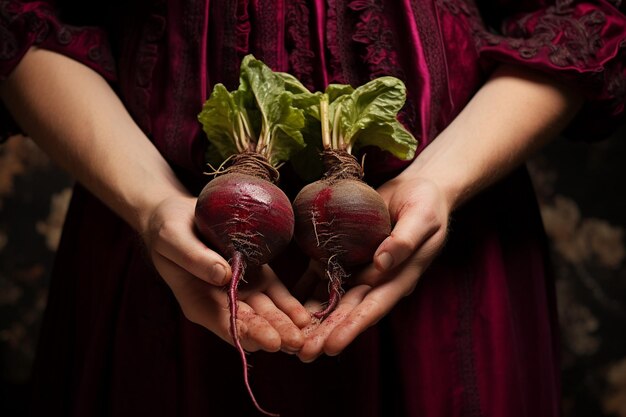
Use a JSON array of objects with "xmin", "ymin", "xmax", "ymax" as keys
[{"xmin": 142, "ymin": 172, "xmax": 450, "ymax": 361}]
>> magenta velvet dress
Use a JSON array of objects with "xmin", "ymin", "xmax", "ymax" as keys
[{"xmin": 2, "ymin": 1, "xmax": 626, "ymax": 416}]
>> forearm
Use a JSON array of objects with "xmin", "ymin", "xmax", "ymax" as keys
[
  {"xmin": 0, "ymin": 48, "xmax": 189, "ymax": 232},
  {"xmin": 404, "ymin": 64, "xmax": 583, "ymax": 211}
]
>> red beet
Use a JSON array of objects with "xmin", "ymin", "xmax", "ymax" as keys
[
  {"xmin": 194, "ymin": 153, "xmax": 292, "ymax": 417},
  {"xmin": 293, "ymin": 150, "xmax": 391, "ymax": 319},
  {"xmin": 195, "ymin": 172, "xmax": 294, "ymax": 266}
]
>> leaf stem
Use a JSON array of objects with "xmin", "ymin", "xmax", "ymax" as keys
[
  {"xmin": 236, "ymin": 112, "xmax": 247, "ymax": 153},
  {"xmin": 332, "ymin": 102, "xmax": 343, "ymax": 151},
  {"xmin": 256, "ymin": 124, "xmax": 270, "ymax": 157},
  {"xmin": 320, "ymin": 94, "xmax": 331, "ymax": 151}
]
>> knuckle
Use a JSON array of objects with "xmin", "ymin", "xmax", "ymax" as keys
[
  {"xmin": 156, "ymin": 220, "xmax": 177, "ymax": 242},
  {"xmin": 403, "ymin": 282, "xmax": 418, "ymax": 298},
  {"xmin": 391, "ymin": 233, "xmax": 417, "ymax": 254},
  {"xmin": 183, "ymin": 248, "xmax": 207, "ymax": 270},
  {"xmin": 420, "ymin": 205, "xmax": 440, "ymax": 226},
  {"xmin": 361, "ymin": 298, "xmax": 384, "ymax": 319},
  {"xmin": 395, "ymin": 198, "xmax": 418, "ymax": 218}
]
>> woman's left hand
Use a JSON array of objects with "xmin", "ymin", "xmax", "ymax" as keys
[
  {"xmin": 295, "ymin": 63, "xmax": 585, "ymax": 362},
  {"xmin": 296, "ymin": 173, "xmax": 451, "ymax": 362}
]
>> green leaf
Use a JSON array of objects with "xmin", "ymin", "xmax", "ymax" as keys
[
  {"xmin": 339, "ymin": 77, "xmax": 408, "ymax": 147},
  {"xmin": 325, "ymin": 83, "xmax": 354, "ymax": 103},
  {"xmin": 267, "ymin": 95, "xmax": 306, "ymax": 166},
  {"xmin": 240, "ymin": 55, "xmax": 306, "ymax": 164},
  {"xmin": 275, "ymin": 72, "xmax": 312, "ymax": 94},
  {"xmin": 351, "ymin": 120, "xmax": 418, "ymax": 160},
  {"xmin": 288, "ymin": 118, "xmax": 324, "ymax": 182},
  {"xmin": 291, "ymin": 91, "xmax": 323, "ymax": 121},
  {"xmin": 197, "ymin": 83, "xmax": 242, "ymax": 161}
]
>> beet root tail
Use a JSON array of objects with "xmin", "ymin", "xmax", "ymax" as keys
[
  {"xmin": 228, "ymin": 251, "xmax": 280, "ymax": 417},
  {"xmin": 312, "ymin": 259, "xmax": 347, "ymax": 320}
]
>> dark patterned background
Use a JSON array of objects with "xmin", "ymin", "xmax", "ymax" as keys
[{"xmin": 1, "ymin": 128, "xmax": 625, "ymax": 416}]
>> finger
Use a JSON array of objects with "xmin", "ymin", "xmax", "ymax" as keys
[
  {"xmin": 264, "ymin": 280, "xmax": 312, "ymax": 329},
  {"xmin": 324, "ymin": 257, "xmax": 425, "ymax": 356},
  {"xmin": 242, "ymin": 264, "xmax": 311, "ymax": 328},
  {"xmin": 349, "ymin": 262, "xmax": 390, "ymax": 287},
  {"xmin": 235, "ymin": 305, "xmax": 282, "ymax": 353},
  {"xmin": 373, "ymin": 202, "xmax": 445, "ymax": 272},
  {"xmin": 154, "ymin": 253, "xmax": 279, "ymax": 352},
  {"xmin": 297, "ymin": 285, "xmax": 371, "ymax": 363},
  {"xmin": 153, "ymin": 252, "xmax": 231, "ymax": 341},
  {"xmin": 327, "ymin": 230, "xmax": 448, "ymax": 355},
  {"xmin": 257, "ymin": 264, "xmax": 311, "ymax": 327},
  {"xmin": 301, "ymin": 280, "xmax": 328, "ymax": 319},
  {"xmin": 152, "ymin": 218, "xmax": 231, "ymax": 286},
  {"xmin": 246, "ymin": 292, "xmax": 305, "ymax": 353}
]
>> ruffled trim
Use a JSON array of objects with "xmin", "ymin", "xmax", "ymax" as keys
[
  {"xmin": 326, "ymin": 0, "xmax": 418, "ymax": 181},
  {"xmin": 347, "ymin": 0, "xmax": 417, "ymax": 137},
  {"xmin": 285, "ymin": 0, "xmax": 315, "ymax": 90},
  {"xmin": 326, "ymin": 0, "xmax": 346, "ymax": 83},
  {"xmin": 235, "ymin": 0, "xmax": 251, "ymax": 58},
  {"xmin": 349, "ymin": 0, "xmax": 401, "ymax": 78}
]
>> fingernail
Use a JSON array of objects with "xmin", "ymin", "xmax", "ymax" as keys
[
  {"xmin": 298, "ymin": 354, "xmax": 317, "ymax": 364},
  {"xmin": 281, "ymin": 346, "xmax": 300, "ymax": 355},
  {"xmin": 211, "ymin": 264, "xmax": 228, "ymax": 285},
  {"xmin": 376, "ymin": 252, "xmax": 394, "ymax": 271}
]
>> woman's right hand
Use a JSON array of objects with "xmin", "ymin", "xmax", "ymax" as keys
[
  {"xmin": 142, "ymin": 195, "xmax": 310, "ymax": 353},
  {"xmin": 0, "ymin": 47, "xmax": 311, "ymax": 353}
]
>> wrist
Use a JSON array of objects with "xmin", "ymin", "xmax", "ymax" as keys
[
  {"xmin": 401, "ymin": 147, "xmax": 474, "ymax": 214},
  {"xmin": 133, "ymin": 188, "xmax": 195, "ymax": 238}
]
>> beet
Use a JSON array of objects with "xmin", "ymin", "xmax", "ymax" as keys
[
  {"xmin": 293, "ymin": 150, "xmax": 391, "ymax": 319},
  {"xmin": 293, "ymin": 178, "xmax": 390, "ymax": 266},
  {"xmin": 194, "ymin": 152, "xmax": 291, "ymax": 417},
  {"xmin": 195, "ymin": 172, "xmax": 294, "ymax": 266}
]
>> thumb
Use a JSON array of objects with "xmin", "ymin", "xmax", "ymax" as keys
[{"xmin": 373, "ymin": 203, "xmax": 445, "ymax": 272}]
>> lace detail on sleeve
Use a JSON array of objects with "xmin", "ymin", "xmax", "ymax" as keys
[
  {"xmin": 235, "ymin": 0, "xmax": 251, "ymax": 60},
  {"xmin": 491, "ymin": 2, "xmax": 625, "ymax": 136},
  {"xmin": 0, "ymin": 1, "xmax": 50, "ymax": 62},
  {"xmin": 0, "ymin": 1, "xmax": 115, "ymax": 80},
  {"xmin": 499, "ymin": 4, "xmax": 608, "ymax": 68},
  {"xmin": 0, "ymin": 0, "xmax": 115, "ymax": 142},
  {"xmin": 326, "ymin": 0, "xmax": 347, "ymax": 83},
  {"xmin": 438, "ymin": 0, "xmax": 626, "ymax": 139}
]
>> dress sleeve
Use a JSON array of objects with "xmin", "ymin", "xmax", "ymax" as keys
[
  {"xmin": 474, "ymin": 0, "xmax": 626, "ymax": 140},
  {"xmin": 0, "ymin": 0, "xmax": 116, "ymax": 141}
]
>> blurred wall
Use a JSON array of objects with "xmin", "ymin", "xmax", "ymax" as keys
[
  {"xmin": 1, "ymin": 130, "xmax": 625, "ymax": 416},
  {"xmin": 528, "ymin": 125, "xmax": 626, "ymax": 417}
]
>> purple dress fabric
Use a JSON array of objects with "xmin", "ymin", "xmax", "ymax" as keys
[{"xmin": 1, "ymin": 1, "xmax": 626, "ymax": 416}]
